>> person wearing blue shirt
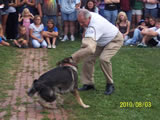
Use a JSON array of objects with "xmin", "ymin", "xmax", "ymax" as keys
[{"xmin": 42, "ymin": 19, "xmax": 58, "ymax": 48}]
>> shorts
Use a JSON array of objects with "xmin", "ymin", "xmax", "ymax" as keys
[
  {"xmin": 61, "ymin": 11, "xmax": 77, "ymax": 21},
  {"xmin": 1, "ymin": 7, "xmax": 16, "ymax": 15},
  {"xmin": 132, "ymin": 9, "xmax": 142, "ymax": 15}
]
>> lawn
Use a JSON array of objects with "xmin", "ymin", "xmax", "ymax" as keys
[
  {"xmin": 48, "ymin": 39, "xmax": 160, "ymax": 120},
  {"xmin": 0, "ymin": 40, "xmax": 160, "ymax": 120},
  {"xmin": 0, "ymin": 46, "xmax": 19, "ymax": 119}
]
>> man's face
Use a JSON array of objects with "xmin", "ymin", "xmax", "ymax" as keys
[{"xmin": 78, "ymin": 14, "xmax": 90, "ymax": 28}]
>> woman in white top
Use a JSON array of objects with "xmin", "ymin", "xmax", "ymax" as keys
[{"xmin": 29, "ymin": 15, "xmax": 47, "ymax": 48}]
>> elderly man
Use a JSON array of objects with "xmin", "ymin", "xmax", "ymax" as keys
[{"xmin": 72, "ymin": 9, "xmax": 123, "ymax": 95}]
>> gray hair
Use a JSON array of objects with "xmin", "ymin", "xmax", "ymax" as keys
[{"xmin": 77, "ymin": 9, "xmax": 91, "ymax": 19}]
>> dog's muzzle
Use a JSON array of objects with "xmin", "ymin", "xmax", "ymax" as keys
[{"xmin": 27, "ymin": 87, "xmax": 37, "ymax": 97}]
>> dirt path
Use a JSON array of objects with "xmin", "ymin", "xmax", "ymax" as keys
[{"xmin": 1, "ymin": 48, "xmax": 68, "ymax": 120}]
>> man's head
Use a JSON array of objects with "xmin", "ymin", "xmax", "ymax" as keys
[{"xmin": 77, "ymin": 9, "xmax": 91, "ymax": 28}]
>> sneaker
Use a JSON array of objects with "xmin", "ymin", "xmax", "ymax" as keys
[
  {"xmin": 52, "ymin": 44, "xmax": 56, "ymax": 48},
  {"xmin": 70, "ymin": 35, "xmax": 75, "ymax": 41},
  {"xmin": 61, "ymin": 35, "xmax": 69, "ymax": 42},
  {"xmin": 137, "ymin": 42, "xmax": 147, "ymax": 47},
  {"xmin": 47, "ymin": 44, "xmax": 52, "ymax": 48}
]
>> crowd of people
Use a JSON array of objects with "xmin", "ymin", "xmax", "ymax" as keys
[{"xmin": 0, "ymin": 0, "xmax": 160, "ymax": 48}]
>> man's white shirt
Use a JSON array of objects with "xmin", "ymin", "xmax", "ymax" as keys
[{"xmin": 84, "ymin": 12, "xmax": 119, "ymax": 46}]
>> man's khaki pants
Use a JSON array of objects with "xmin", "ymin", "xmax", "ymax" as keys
[{"xmin": 81, "ymin": 32, "xmax": 123, "ymax": 85}]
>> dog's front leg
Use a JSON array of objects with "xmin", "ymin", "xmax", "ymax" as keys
[
  {"xmin": 56, "ymin": 93, "xmax": 64, "ymax": 105},
  {"xmin": 37, "ymin": 98, "xmax": 57, "ymax": 109},
  {"xmin": 72, "ymin": 90, "xmax": 90, "ymax": 108}
]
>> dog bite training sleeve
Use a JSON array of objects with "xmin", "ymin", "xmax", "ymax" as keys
[{"xmin": 72, "ymin": 37, "xmax": 97, "ymax": 63}]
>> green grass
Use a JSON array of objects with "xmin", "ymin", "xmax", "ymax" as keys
[
  {"xmin": 48, "ymin": 40, "xmax": 160, "ymax": 120},
  {"xmin": 0, "ymin": 40, "xmax": 160, "ymax": 120},
  {"xmin": 0, "ymin": 46, "xmax": 19, "ymax": 119}
]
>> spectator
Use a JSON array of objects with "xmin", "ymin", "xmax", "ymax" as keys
[
  {"xmin": 116, "ymin": 11, "xmax": 130, "ymax": 42},
  {"xmin": 148, "ymin": 16, "xmax": 156, "ymax": 28},
  {"xmin": 138, "ymin": 18, "xmax": 160, "ymax": 47},
  {"xmin": 1, "ymin": 0, "xmax": 9, "ymax": 35},
  {"xmin": 124, "ymin": 19, "xmax": 147, "ymax": 46},
  {"xmin": 97, "ymin": 0, "xmax": 105, "ymax": 17},
  {"xmin": 103, "ymin": 0, "xmax": 120, "ymax": 25},
  {"xmin": 13, "ymin": 25, "xmax": 28, "ymax": 48},
  {"xmin": 57, "ymin": 2, "xmax": 64, "ymax": 40},
  {"xmin": 0, "ymin": 24, "xmax": 10, "ymax": 46},
  {"xmin": 18, "ymin": 8, "xmax": 34, "ymax": 40},
  {"xmin": 6, "ymin": 0, "xmax": 18, "ymax": 40},
  {"xmin": 158, "ymin": 3, "xmax": 160, "ymax": 18},
  {"xmin": 58, "ymin": 0, "xmax": 81, "ymax": 42},
  {"xmin": 120, "ymin": 0, "xmax": 135, "ymax": 22},
  {"xmin": 80, "ymin": 0, "xmax": 88, "ymax": 8},
  {"xmin": 131, "ymin": 0, "xmax": 143, "ymax": 28},
  {"xmin": 125, "ymin": 17, "xmax": 156, "ymax": 46},
  {"xmin": 29, "ymin": 15, "xmax": 47, "ymax": 48},
  {"xmin": 143, "ymin": 0, "xmax": 159, "ymax": 19},
  {"xmin": 42, "ymin": 19, "xmax": 58, "ymax": 49},
  {"xmin": 17, "ymin": 0, "xmax": 37, "ymax": 15},
  {"xmin": 84, "ymin": 0, "xmax": 99, "ymax": 13},
  {"xmin": 36, "ymin": 0, "xmax": 58, "ymax": 26}
]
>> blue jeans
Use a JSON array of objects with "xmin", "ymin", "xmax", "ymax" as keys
[
  {"xmin": 61, "ymin": 11, "xmax": 77, "ymax": 21},
  {"xmin": 125, "ymin": 10, "xmax": 132, "ymax": 22},
  {"xmin": 124, "ymin": 28, "xmax": 142, "ymax": 45},
  {"xmin": 103, "ymin": 9, "xmax": 118, "ymax": 25},
  {"xmin": 99, "ymin": 9, "xmax": 105, "ymax": 17},
  {"xmin": 32, "ymin": 40, "xmax": 47, "ymax": 48},
  {"xmin": 145, "ymin": 8, "xmax": 158, "ymax": 18},
  {"xmin": 42, "ymin": 15, "xmax": 57, "ymax": 26}
]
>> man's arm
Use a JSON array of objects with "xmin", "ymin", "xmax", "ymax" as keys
[{"xmin": 72, "ymin": 37, "xmax": 97, "ymax": 63}]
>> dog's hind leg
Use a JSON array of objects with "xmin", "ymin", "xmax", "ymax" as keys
[{"xmin": 72, "ymin": 90, "xmax": 90, "ymax": 108}]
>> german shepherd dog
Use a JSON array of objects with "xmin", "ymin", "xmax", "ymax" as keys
[{"xmin": 27, "ymin": 57, "xmax": 89, "ymax": 109}]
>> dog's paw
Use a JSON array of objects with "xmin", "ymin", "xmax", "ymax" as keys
[
  {"xmin": 37, "ymin": 100, "xmax": 57, "ymax": 109},
  {"xmin": 83, "ymin": 104, "xmax": 90, "ymax": 108}
]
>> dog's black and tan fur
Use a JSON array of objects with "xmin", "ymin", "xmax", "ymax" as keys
[{"xmin": 27, "ymin": 57, "xmax": 89, "ymax": 108}]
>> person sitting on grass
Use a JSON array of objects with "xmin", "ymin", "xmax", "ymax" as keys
[
  {"xmin": 13, "ymin": 25, "xmax": 28, "ymax": 48},
  {"xmin": 29, "ymin": 15, "xmax": 47, "ymax": 48},
  {"xmin": 124, "ymin": 19, "xmax": 148, "ymax": 46},
  {"xmin": 116, "ymin": 11, "xmax": 130, "ymax": 42},
  {"xmin": 0, "ymin": 24, "xmax": 10, "ymax": 46},
  {"xmin": 42, "ymin": 19, "xmax": 58, "ymax": 49},
  {"xmin": 138, "ymin": 18, "xmax": 160, "ymax": 47}
]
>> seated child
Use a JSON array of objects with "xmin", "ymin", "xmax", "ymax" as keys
[
  {"xmin": 42, "ymin": 19, "xmax": 58, "ymax": 48},
  {"xmin": 13, "ymin": 25, "xmax": 28, "ymax": 48},
  {"xmin": 29, "ymin": 15, "xmax": 47, "ymax": 48},
  {"xmin": 0, "ymin": 24, "xmax": 10, "ymax": 46}
]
